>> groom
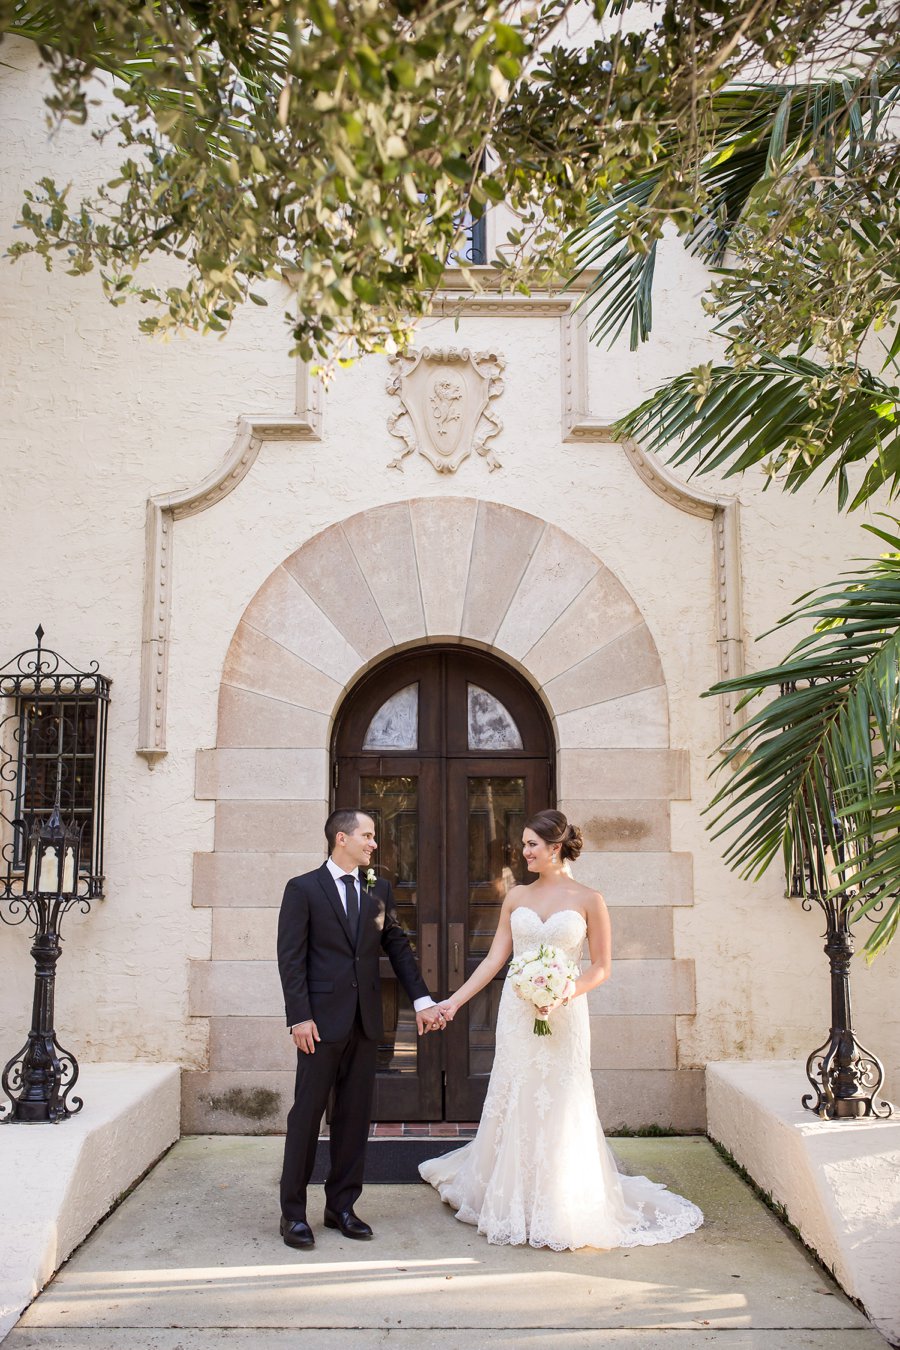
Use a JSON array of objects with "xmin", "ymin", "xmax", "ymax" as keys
[{"xmin": 277, "ymin": 807, "xmax": 443, "ymax": 1248}]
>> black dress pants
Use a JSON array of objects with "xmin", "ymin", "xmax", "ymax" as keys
[{"xmin": 280, "ymin": 1010, "xmax": 378, "ymax": 1221}]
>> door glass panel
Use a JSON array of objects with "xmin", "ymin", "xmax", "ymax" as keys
[
  {"xmin": 467, "ymin": 776, "xmax": 526, "ymax": 954},
  {"xmin": 360, "ymin": 775, "xmax": 419, "ymax": 1076},
  {"xmin": 467, "ymin": 685, "xmax": 523, "ymax": 750},
  {"xmin": 363, "ymin": 683, "xmax": 419, "ymax": 750},
  {"xmin": 466, "ymin": 776, "xmax": 527, "ymax": 1074}
]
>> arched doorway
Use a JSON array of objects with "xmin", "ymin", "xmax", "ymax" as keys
[{"xmin": 333, "ymin": 646, "xmax": 554, "ymax": 1120}]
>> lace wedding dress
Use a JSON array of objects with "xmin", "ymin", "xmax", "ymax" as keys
[{"xmin": 419, "ymin": 907, "xmax": 704, "ymax": 1250}]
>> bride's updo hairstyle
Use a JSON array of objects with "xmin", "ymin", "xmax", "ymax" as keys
[{"xmin": 525, "ymin": 809, "xmax": 583, "ymax": 863}]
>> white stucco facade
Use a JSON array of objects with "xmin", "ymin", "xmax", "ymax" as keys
[{"xmin": 1, "ymin": 37, "xmax": 897, "ymax": 1131}]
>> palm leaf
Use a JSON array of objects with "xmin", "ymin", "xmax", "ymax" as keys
[
  {"xmin": 704, "ymin": 522, "xmax": 900, "ymax": 960},
  {"xmin": 615, "ymin": 357, "xmax": 900, "ymax": 511}
]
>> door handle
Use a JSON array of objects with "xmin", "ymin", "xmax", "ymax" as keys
[
  {"xmin": 420, "ymin": 922, "xmax": 438, "ymax": 993},
  {"xmin": 448, "ymin": 922, "xmax": 465, "ymax": 993}
]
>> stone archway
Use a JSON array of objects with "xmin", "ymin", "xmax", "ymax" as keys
[{"xmin": 187, "ymin": 498, "xmax": 700, "ymax": 1133}]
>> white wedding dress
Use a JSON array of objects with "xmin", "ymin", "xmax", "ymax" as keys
[{"xmin": 419, "ymin": 907, "xmax": 703, "ymax": 1250}]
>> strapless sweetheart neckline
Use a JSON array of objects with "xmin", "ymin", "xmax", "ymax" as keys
[{"xmin": 512, "ymin": 906, "xmax": 586, "ymax": 927}]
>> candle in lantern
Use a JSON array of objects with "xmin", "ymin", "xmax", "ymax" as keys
[
  {"xmin": 26, "ymin": 843, "xmax": 37, "ymax": 893},
  {"xmin": 62, "ymin": 847, "xmax": 75, "ymax": 893},
  {"xmin": 38, "ymin": 845, "xmax": 59, "ymax": 893}
]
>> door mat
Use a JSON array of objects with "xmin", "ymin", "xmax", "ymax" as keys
[{"xmin": 313, "ymin": 1136, "xmax": 468, "ymax": 1184}]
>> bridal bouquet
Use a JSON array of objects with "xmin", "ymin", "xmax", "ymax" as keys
[{"xmin": 508, "ymin": 943, "xmax": 579, "ymax": 1036}]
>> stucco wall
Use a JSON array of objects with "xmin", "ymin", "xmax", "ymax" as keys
[{"xmin": 1, "ymin": 38, "xmax": 897, "ymax": 1119}]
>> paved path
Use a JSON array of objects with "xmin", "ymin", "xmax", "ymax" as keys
[{"xmin": 6, "ymin": 1137, "xmax": 886, "ymax": 1348}]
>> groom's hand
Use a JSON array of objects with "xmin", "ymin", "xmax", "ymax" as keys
[
  {"xmin": 416, "ymin": 1006, "xmax": 445, "ymax": 1035},
  {"xmin": 292, "ymin": 1020, "xmax": 320, "ymax": 1054}
]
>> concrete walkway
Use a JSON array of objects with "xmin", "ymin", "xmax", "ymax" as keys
[{"xmin": 5, "ymin": 1136, "xmax": 887, "ymax": 1348}]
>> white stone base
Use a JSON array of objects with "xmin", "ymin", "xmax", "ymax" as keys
[
  {"xmin": 0, "ymin": 1063, "xmax": 180, "ymax": 1343},
  {"xmin": 706, "ymin": 1060, "xmax": 900, "ymax": 1347}
]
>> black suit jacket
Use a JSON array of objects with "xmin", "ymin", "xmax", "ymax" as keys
[{"xmin": 277, "ymin": 862, "xmax": 430, "ymax": 1041}]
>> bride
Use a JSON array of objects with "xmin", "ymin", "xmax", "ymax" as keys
[{"xmin": 419, "ymin": 810, "xmax": 703, "ymax": 1251}]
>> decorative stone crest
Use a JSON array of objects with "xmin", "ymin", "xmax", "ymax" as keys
[{"xmin": 386, "ymin": 346, "xmax": 505, "ymax": 473}]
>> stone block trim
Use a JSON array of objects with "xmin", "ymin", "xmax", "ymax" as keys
[
  {"xmin": 283, "ymin": 519, "xmax": 392, "ymax": 659},
  {"xmin": 586, "ymin": 959, "xmax": 696, "ymax": 1017},
  {"xmin": 222, "ymin": 625, "xmax": 342, "ymax": 712},
  {"xmin": 189, "ymin": 959, "xmax": 281, "ymax": 1018},
  {"xmin": 191, "ymin": 956, "xmax": 694, "ymax": 1021},
  {"xmin": 555, "ymin": 687, "xmax": 669, "ymax": 748},
  {"xmin": 560, "ymin": 799, "xmax": 672, "ymax": 851},
  {"xmin": 557, "ymin": 749, "xmax": 689, "ymax": 800},
  {"xmin": 609, "ymin": 906, "xmax": 674, "ymax": 958},
  {"xmin": 211, "ymin": 907, "xmax": 279, "ymax": 961},
  {"xmin": 216, "ymin": 686, "xmax": 329, "ymax": 749},
  {"xmin": 218, "ymin": 499, "xmax": 671, "ymax": 735},
  {"xmin": 213, "ymin": 801, "xmax": 328, "ymax": 852},
  {"xmin": 196, "ymin": 748, "xmax": 328, "ymax": 801},
  {"xmin": 589, "ymin": 1015, "xmax": 678, "ymax": 1070},
  {"xmin": 181, "ymin": 1066, "xmax": 707, "ymax": 1133},
  {"xmin": 205, "ymin": 903, "xmax": 671, "ymax": 963},
  {"xmin": 594, "ymin": 1068, "xmax": 706, "ymax": 1132},
  {"xmin": 182, "ymin": 1070, "xmax": 293, "ymax": 1135},
  {"xmin": 206, "ymin": 1012, "xmax": 680, "ymax": 1073},
  {"xmin": 409, "ymin": 496, "xmax": 479, "ymax": 636},
  {"xmin": 573, "ymin": 852, "xmax": 693, "ymax": 904},
  {"xmin": 545, "ymin": 623, "xmax": 664, "ymax": 714},
  {"xmin": 209, "ymin": 1016, "xmax": 297, "ymax": 1071},
  {"xmin": 192, "ymin": 497, "xmax": 698, "ymax": 1131},
  {"xmin": 193, "ymin": 851, "xmax": 324, "ymax": 905}
]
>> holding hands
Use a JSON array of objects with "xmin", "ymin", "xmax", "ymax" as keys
[
  {"xmin": 416, "ymin": 1005, "xmax": 447, "ymax": 1035},
  {"xmin": 296, "ymin": 1007, "xmax": 455, "ymax": 1046},
  {"xmin": 416, "ymin": 1001, "xmax": 459, "ymax": 1034}
]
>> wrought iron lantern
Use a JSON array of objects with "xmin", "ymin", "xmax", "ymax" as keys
[
  {"xmin": 2, "ymin": 806, "xmax": 88, "ymax": 1122},
  {"xmin": 0, "ymin": 627, "xmax": 110, "ymax": 1123},
  {"xmin": 782, "ymin": 683, "xmax": 894, "ymax": 1121},
  {"xmin": 24, "ymin": 803, "xmax": 82, "ymax": 900}
]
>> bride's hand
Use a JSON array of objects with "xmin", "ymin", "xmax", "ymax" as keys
[
  {"xmin": 536, "ymin": 996, "xmax": 568, "ymax": 1016},
  {"xmin": 437, "ymin": 999, "xmax": 459, "ymax": 1022}
]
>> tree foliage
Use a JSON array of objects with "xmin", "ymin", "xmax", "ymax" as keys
[
  {"xmin": 2, "ymin": 0, "xmax": 891, "ymax": 365},
  {"xmin": 573, "ymin": 50, "xmax": 900, "ymax": 509}
]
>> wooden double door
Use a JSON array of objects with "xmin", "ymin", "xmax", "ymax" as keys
[{"xmin": 333, "ymin": 648, "xmax": 554, "ymax": 1120}]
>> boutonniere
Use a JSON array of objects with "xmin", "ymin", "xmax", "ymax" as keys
[{"xmin": 364, "ymin": 867, "xmax": 377, "ymax": 893}]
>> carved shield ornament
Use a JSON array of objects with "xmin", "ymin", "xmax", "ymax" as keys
[{"xmin": 386, "ymin": 346, "xmax": 505, "ymax": 473}]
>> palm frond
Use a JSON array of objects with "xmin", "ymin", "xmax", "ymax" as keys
[
  {"xmin": 615, "ymin": 356, "xmax": 900, "ymax": 511},
  {"xmin": 704, "ymin": 522, "xmax": 900, "ymax": 960}
]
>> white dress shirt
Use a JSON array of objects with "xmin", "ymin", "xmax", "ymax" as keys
[{"xmin": 289, "ymin": 859, "xmax": 434, "ymax": 1028}]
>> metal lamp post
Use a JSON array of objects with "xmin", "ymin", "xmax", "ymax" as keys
[
  {"xmin": 782, "ymin": 760, "xmax": 894, "ymax": 1120},
  {"xmin": 1, "ymin": 805, "xmax": 88, "ymax": 1122},
  {"xmin": 0, "ymin": 626, "xmax": 110, "ymax": 1123},
  {"xmin": 798, "ymin": 885, "xmax": 893, "ymax": 1120}
]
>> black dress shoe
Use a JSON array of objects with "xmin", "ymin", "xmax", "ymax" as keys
[
  {"xmin": 323, "ymin": 1207, "xmax": 373, "ymax": 1240},
  {"xmin": 280, "ymin": 1215, "xmax": 315, "ymax": 1249}
]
